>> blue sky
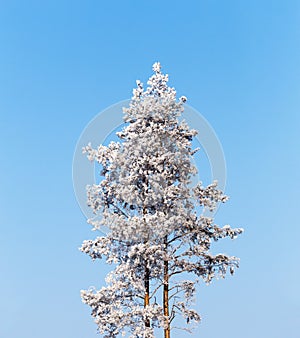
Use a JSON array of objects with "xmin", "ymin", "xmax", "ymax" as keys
[{"xmin": 0, "ymin": 1, "xmax": 299, "ymax": 337}]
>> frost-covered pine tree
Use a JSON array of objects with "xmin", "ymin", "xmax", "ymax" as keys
[{"xmin": 80, "ymin": 63, "xmax": 243, "ymax": 338}]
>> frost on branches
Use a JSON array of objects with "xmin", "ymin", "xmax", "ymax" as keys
[{"xmin": 80, "ymin": 62, "xmax": 243, "ymax": 338}]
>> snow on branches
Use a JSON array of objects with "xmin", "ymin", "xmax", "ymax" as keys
[{"xmin": 80, "ymin": 62, "xmax": 243, "ymax": 338}]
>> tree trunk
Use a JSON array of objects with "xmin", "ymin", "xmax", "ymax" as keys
[
  {"xmin": 163, "ymin": 236, "xmax": 170, "ymax": 338},
  {"xmin": 144, "ymin": 260, "xmax": 150, "ymax": 328},
  {"xmin": 143, "ymin": 194, "xmax": 150, "ymax": 328}
]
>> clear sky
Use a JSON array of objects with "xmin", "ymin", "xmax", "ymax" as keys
[{"xmin": 0, "ymin": 1, "xmax": 299, "ymax": 338}]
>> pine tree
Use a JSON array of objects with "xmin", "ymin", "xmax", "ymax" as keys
[{"xmin": 80, "ymin": 63, "xmax": 243, "ymax": 338}]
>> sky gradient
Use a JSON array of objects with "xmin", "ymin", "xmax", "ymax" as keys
[{"xmin": 0, "ymin": 1, "xmax": 299, "ymax": 338}]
